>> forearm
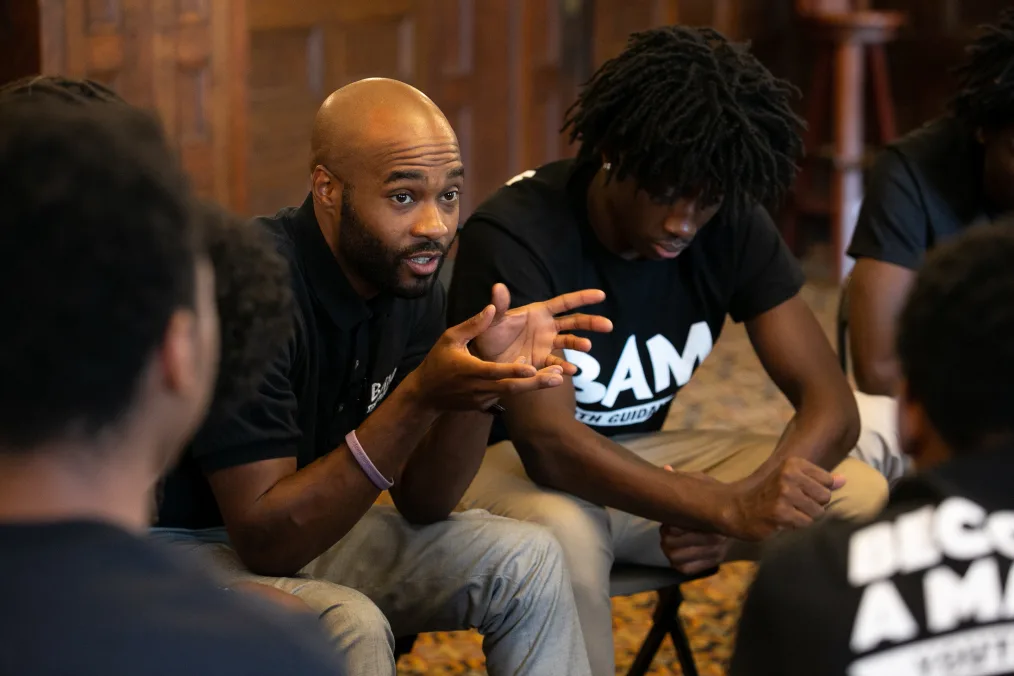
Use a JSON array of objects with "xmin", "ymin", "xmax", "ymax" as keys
[
  {"xmin": 852, "ymin": 356, "xmax": 900, "ymax": 397},
  {"xmin": 768, "ymin": 393, "xmax": 860, "ymax": 470},
  {"xmin": 233, "ymin": 374, "xmax": 439, "ymax": 575},
  {"xmin": 391, "ymin": 410, "xmax": 494, "ymax": 524},
  {"xmin": 518, "ymin": 421, "xmax": 729, "ymax": 531}
]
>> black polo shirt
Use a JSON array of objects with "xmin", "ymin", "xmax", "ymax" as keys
[
  {"xmin": 447, "ymin": 159, "xmax": 803, "ymax": 441},
  {"xmin": 731, "ymin": 447, "xmax": 1014, "ymax": 676},
  {"xmin": 848, "ymin": 116, "xmax": 999, "ymax": 269},
  {"xmin": 157, "ymin": 195, "xmax": 445, "ymax": 529}
]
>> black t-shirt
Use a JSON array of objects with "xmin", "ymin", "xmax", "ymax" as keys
[
  {"xmin": 158, "ymin": 195, "xmax": 446, "ymax": 528},
  {"xmin": 0, "ymin": 520, "xmax": 336, "ymax": 675},
  {"xmin": 448, "ymin": 159, "xmax": 804, "ymax": 440},
  {"xmin": 731, "ymin": 448, "xmax": 1014, "ymax": 676},
  {"xmin": 848, "ymin": 116, "xmax": 997, "ymax": 269}
]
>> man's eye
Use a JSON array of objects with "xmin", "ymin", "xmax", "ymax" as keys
[
  {"xmin": 390, "ymin": 193, "xmax": 414, "ymax": 205},
  {"xmin": 442, "ymin": 190, "xmax": 460, "ymax": 202}
]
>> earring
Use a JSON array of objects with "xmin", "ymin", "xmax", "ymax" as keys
[{"xmin": 602, "ymin": 162, "xmax": 612, "ymax": 172}]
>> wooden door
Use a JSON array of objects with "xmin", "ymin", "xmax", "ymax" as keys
[
  {"xmin": 245, "ymin": 0, "xmax": 419, "ymax": 215},
  {"xmin": 37, "ymin": 0, "xmax": 249, "ymax": 212}
]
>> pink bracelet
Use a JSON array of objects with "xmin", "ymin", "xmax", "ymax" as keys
[{"xmin": 346, "ymin": 430, "xmax": 393, "ymax": 490}]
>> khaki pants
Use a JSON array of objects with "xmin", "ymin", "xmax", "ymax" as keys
[{"xmin": 460, "ymin": 429, "xmax": 889, "ymax": 676}]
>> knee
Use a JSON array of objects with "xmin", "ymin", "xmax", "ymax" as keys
[
  {"xmin": 829, "ymin": 458, "xmax": 890, "ymax": 522},
  {"xmin": 289, "ymin": 579, "xmax": 394, "ymax": 649}
]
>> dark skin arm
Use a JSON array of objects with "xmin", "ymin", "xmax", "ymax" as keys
[
  {"xmin": 746, "ymin": 294, "xmax": 860, "ymax": 470},
  {"xmin": 506, "ymin": 297, "xmax": 845, "ymax": 542},
  {"xmin": 848, "ymin": 258, "xmax": 915, "ymax": 397},
  {"xmin": 209, "ymin": 306, "xmax": 563, "ymax": 577}
]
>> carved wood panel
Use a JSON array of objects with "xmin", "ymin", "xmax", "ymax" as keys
[
  {"xmin": 245, "ymin": 0, "xmax": 418, "ymax": 215},
  {"xmin": 37, "ymin": 0, "xmax": 248, "ymax": 211}
]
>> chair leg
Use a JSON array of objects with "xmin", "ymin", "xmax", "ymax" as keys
[{"xmin": 626, "ymin": 586, "xmax": 699, "ymax": 676}]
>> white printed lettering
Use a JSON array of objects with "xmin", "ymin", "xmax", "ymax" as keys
[
  {"xmin": 850, "ymin": 580, "xmax": 920, "ymax": 653},
  {"xmin": 925, "ymin": 558, "xmax": 1003, "ymax": 633},
  {"xmin": 646, "ymin": 323, "xmax": 713, "ymax": 391},
  {"xmin": 601, "ymin": 336, "xmax": 653, "ymax": 407}
]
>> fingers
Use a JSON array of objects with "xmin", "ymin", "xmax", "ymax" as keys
[
  {"xmin": 543, "ymin": 289, "xmax": 606, "ymax": 315},
  {"xmin": 552, "ymin": 334, "xmax": 592, "ymax": 353},
  {"xmin": 446, "ymin": 305, "xmax": 497, "ymax": 345},
  {"xmin": 544, "ymin": 352, "xmax": 578, "ymax": 375},
  {"xmin": 468, "ymin": 358, "xmax": 540, "ymax": 380},
  {"xmin": 490, "ymin": 283, "xmax": 511, "ymax": 320},
  {"xmin": 554, "ymin": 312, "xmax": 613, "ymax": 334},
  {"xmin": 489, "ymin": 368, "xmax": 566, "ymax": 395}
]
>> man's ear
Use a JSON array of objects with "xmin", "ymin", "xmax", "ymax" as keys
[
  {"xmin": 311, "ymin": 165, "xmax": 342, "ymax": 210},
  {"xmin": 897, "ymin": 378, "xmax": 935, "ymax": 468},
  {"xmin": 976, "ymin": 127, "xmax": 986, "ymax": 144},
  {"xmin": 160, "ymin": 309, "xmax": 200, "ymax": 395}
]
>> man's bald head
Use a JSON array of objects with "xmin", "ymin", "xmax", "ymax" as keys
[
  {"xmin": 306, "ymin": 78, "xmax": 462, "ymax": 300},
  {"xmin": 310, "ymin": 78, "xmax": 456, "ymax": 176}
]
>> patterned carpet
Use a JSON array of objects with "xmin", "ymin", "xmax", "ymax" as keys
[{"xmin": 395, "ymin": 282, "xmax": 842, "ymax": 675}]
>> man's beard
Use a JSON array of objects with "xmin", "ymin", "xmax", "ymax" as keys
[{"xmin": 338, "ymin": 190, "xmax": 447, "ymax": 299}]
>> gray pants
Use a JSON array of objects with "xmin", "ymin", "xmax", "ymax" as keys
[
  {"xmin": 153, "ymin": 506, "xmax": 591, "ymax": 676},
  {"xmin": 460, "ymin": 429, "xmax": 890, "ymax": 676}
]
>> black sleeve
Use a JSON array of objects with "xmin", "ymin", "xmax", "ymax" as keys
[
  {"xmin": 447, "ymin": 215, "xmax": 556, "ymax": 325},
  {"xmin": 727, "ymin": 205, "xmax": 806, "ymax": 323},
  {"xmin": 189, "ymin": 324, "xmax": 302, "ymax": 474},
  {"xmin": 847, "ymin": 148, "xmax": 928, "ymax": 270},
  {"xmin": 393, "ymin": 282, "xmax": 447, "ymax": 389}
]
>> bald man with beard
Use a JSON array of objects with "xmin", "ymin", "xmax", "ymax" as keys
[{"xmin": 154, "ymin": 78, "xmax": 609, "ymax": 675}]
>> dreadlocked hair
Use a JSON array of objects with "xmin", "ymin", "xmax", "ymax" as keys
[
  {"xmin": 950, "ymin": 9, "xmax": 1014, "ymax": 130},
  {"xmin": 0, "ymin": 75, "xmax": 125, "ymax": 105},
  {"xmin": 562, "ymin": 25, "xmax": 804, "ymax": 217}
]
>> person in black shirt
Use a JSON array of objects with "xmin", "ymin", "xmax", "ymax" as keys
[
  {"xmin": 848, "ymin": 10, "xmax": 1014, "ymax": 398},
  {"xmin": 0, "ymin": 98, "xmax": 336, "ymax": 675},
  {"xmin": 447, "ymin": 26, "xmax": 889, "ymax": 675},
  {"xmin": 733, "ymin": 222, "xmax": 1014, "ymax": 676},
  {"xmin": 845, "ymin": 11, "xmax": 1014, "ymax": 487},
  {"xmin": 156, "ymin": 78, "xmax": 610, "ymax": 676}
]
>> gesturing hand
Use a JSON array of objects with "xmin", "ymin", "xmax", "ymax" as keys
[
  {"xmin": 470, "ymin": 283, "xmax": 613, "ymax": 373},
  {"xmin": 410, "ymin": 302, "xmax": 569, "ymax": 412}
]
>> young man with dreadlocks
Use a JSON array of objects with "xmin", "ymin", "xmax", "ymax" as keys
[
  {"xmin": 732, "ymin": 221, "xmax": 1014, "ymax": 676},
  {"xmin": 846, "ymin": 9, "xmax": 1014, "ymax": 486},
  {"xmin": 448, "ymin": 25, "xmax": 889, "ymax": 674}
]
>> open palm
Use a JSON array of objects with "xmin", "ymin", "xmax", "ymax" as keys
[{"xmin": 470, "ymin": 284, "xmax": 612, "ymax": 374}]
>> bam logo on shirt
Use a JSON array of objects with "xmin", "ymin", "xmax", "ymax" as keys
[
  {"xmin": 366, "ymin": 369, "xmax": 397, "ymax": 414},
  {"xmin": 563, "ymin": 322, "xmax": 713, "ymax": 428}
]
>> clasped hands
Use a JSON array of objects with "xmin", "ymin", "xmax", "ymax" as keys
[{"xmin": 410, "ymin": 283, "xmax": 613, "ymax": 411}]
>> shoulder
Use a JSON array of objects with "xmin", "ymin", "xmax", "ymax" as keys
[
  {"xmin": 890, "ymin": 116, "xmax": 968, "ymax": 169},
  {"xmin": 464, "ymin": 160, "xmax": 585, "ymax": 253}
]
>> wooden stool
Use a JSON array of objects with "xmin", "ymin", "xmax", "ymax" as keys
[{"xmin": 784, "ymin": 0, "xmax": 905, "ymax": 281}]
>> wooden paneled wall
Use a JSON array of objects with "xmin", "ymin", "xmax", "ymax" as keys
[
  {"xmin": 34, "ymin": 0, "xmax": 249, "ymax": 212},
  {"xmin": 8, "ymin": 0, "xmax": 1009, "ymax": 218}
]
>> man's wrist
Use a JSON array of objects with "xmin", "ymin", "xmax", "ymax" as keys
[{"xmin": 391, "ymin": 370, "xmax": 440, "ymax": 418}]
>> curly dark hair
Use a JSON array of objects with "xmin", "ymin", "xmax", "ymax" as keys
[
  {"xmin": 950, "ymin": 9, "xmax": 1014, "ymax": 130},
  {"xmin": 0, "ymin": 75, "xmax": 295, "ymax": 426},
  {"xmin": 0, "ymin": 75, "xmax": 125, "ymax": 105},
  {"xmin": 562, "ymin": 25, "xmax": 805, "ymax": 216},
  {"xmin": 0, "ymin": 99, "xmax": 200, "ymax": 450},
  {"xmin": 198, "ymin": 202, "xmax": 294, "ymax": 423},
  {"xmin": 897, "ymin": 221, "xmax": 1014, "ymax": 452}
]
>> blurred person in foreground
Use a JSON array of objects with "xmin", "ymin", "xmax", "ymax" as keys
[
  {"xmin": 733, "ymin": 222, "xmax": 1014, "ymax": 676},
  {"xmin": 0, "ymin": 96, "xmax": 335, "ymax": 674}
]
